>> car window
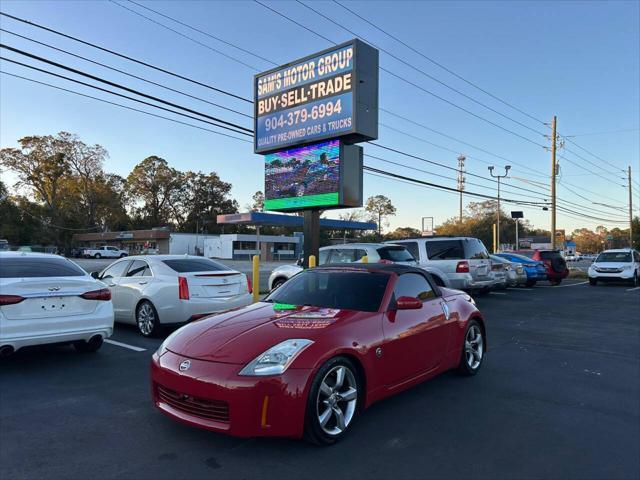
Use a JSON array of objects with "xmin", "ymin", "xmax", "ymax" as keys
[
  {"xmin": 318, "ymin": 250, "xmax": 329, "ymax": 265},
  {"xmin": 377, "ymin": 246, "xmax": 415, "ymax": 262},
  {"xmin": 400, "ymin": 241, "xmax": 420, "ymax": 260},
  {"xmin": 126, "ymin": 260, "xmax": 152, "ymax": 277},
  {"xmin": 465, "ymin": 239, "xmax": 489, "ymax": 259},
  {"xmin": 425, "ymin": 240, "xmax": 464, "ymax": 260},
  {"xmin": 354, "ymin": 249, "xmax": 368, "ymax": 262},
  {"xmin": 107, "ymin": 246, "xmax": 117, "ymax": 251},
  {"xmin": 266, "ymin": 270, "xmax": 390, "ymax": 312},
  {"xmin": 329, "ymin": 249, "xmax": 356, "ymax": 264},
  {"xmin": 101, "ymin": 261, "xmax": 129, "ymax": 280},
  {"xmin": 394, "ymin": 272, "xmax": 435, "ymax": 301},
  {"xmin": 540, "ymin": 251, "xmax": 562, "ymax": 260},
  {"xmin": 163, "ymin": 258, "xmax": 230, "ymax": 272},
  {"xmin": 596, "ymin": 252, "xmax": 632, "ymax": 263},
  {"xmin": 0, "ymin": 257, "xmax": 86, "ymax": 278}
]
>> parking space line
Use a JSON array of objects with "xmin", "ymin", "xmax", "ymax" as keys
[
  {"xmin": 626, "ymin": 286, "xmax": 640, "ymax": 292},
  {"xmin": 538, "ymin": 281, "xmax": 589, "ymax": 288},
  {"xmin": 489, "ymin": 291, "xmax": 507, "ymax": 295},
  {"xmin": 104, "ymin": 339, "xmax": 147, "ymax": 352}
]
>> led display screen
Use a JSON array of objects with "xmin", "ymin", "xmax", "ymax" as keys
[
  {"xmin": 254, "ymin": 39, "xmax": 378, "ymax": 154},
  {"xmin": 265, "ymin": 140, "xmax": 341, "ymax": 211}
]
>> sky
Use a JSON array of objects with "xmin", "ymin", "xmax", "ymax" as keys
[{"xmin": 1, "ymin": 0, "xmax": 639, "ymax": 236}]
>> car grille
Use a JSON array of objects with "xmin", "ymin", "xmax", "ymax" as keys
[
  {"xmin": 596, "ymin": 267, "xmax": 623, "ymax": 273},
  {"xmin": 156, "ymin": 385, "xmax": 230, "ymax": 422}
]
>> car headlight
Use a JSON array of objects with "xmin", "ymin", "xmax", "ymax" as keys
[
  {"xmin": 239, "ymin": 339, "xmax": 313, "ymax": 376},
  {"xmin": 623, "ymin": 265, "xmax": 633, "ymax": 270}
]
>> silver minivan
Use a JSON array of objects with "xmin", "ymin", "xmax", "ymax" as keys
[{"xmin": 388, "ymin": 237, "xmax": 494, "ymax": 293}]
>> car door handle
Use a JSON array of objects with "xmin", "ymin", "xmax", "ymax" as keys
[
  {"xmin": 107, "ymin": 283, "xmax": 116, "ymax": 287},
  {"xmin": 138, "ymin": 281, "xmax": 148, "ymax": 285}
]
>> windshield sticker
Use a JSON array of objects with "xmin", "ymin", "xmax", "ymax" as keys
[
  {"xmin": 273, "ymin": 303, "xmax": 299, "ymax": 311},
  {"xmin": 275, "ymin": 318, "xmax": 335, "ymax": 329},
  {"xmin": 288, "ymin": 308, "xmax": 340, "ymax": 319}
]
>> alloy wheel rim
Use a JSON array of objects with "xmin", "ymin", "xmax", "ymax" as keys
[
  {"xmin": 137, "ymin": 304, "xmax": 155, "ymax": 335},
  {"xmin": 316, "ymin": 365, "xmax": 357, "ymax": 436},
  {"xmin": 465, "ymin": 325, "xmax": 483, "ymax": 369}
]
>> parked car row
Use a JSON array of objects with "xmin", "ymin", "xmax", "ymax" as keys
[{"xmin": 268, "ymin": 237, "xmax": 572, "ymax": 293}]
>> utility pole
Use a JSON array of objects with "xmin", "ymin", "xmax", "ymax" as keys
[
  {"xmin": 629, "ymin": 166, "xmax": 633, "ymax": 248},
  {"xmin": 488, "ymin": 165, "xmax": 511, "ymax": 252},
  {"xmin": 457, "ymin": 155, "xmax": 466, "ymax": 222},
  {"xmin": 550, "ymin": 115, "xmax": 557, "ymax": 250}
]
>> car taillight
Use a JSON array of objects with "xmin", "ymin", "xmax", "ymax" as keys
[
  {"xmin": 178, "ymin": 276, "xmax": 190, "ymax": 300},
  {"xmin": 456, "ymin": 261, "xmax": 470, "ymax": 273},
  {"xmin": 246, "ymin": 274, "xmax": 253, "ymax": 294},
  {"xmin": 0, "ymin": 295, "xmax": 25, "ymax": 306},
  {"xmin": 80, "ymin": 288, "xmax": 111, "ymax": 301}
]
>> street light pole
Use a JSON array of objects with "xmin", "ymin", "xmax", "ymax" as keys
[
  {"xmin": 488, "ymin": 165, "xmax": 511, "ymax": 252},
  {"xmin": 629, "ymin": 166, "xmax": 634, "ymax": 248}
]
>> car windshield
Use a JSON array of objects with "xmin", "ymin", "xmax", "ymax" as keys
[
  {"xmin": 265, "ymin": 270, "xmax": 390, "ymax": 312},
  {"xmin": 377, "ymin": 247, "xmax": 415, "ymax": 262},
  {"xmin": 596, "ymin": 252, "xmax": 632, "ymax": 263},
  {"xmin": 0, "ymin": 257, "xmax": 86, "ymax": 278},
  {"xmin": 162, "ymin": 258, "xmax": 231, "ymax": 272}
]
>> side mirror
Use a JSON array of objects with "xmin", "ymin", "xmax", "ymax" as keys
[
  {"xmin": 90, "ymin": 271, "xmax": 100, "ymax": 279},
  {"xmin": 396, "ymin": 296, "xmax": 422, "ymax": 310}
]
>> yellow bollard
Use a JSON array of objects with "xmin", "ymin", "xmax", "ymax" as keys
[
  {"xmin": 308, "ymin": 255, "xmax": 316, "ymax": 268},
  {"xmin": 361, "ymin": 255, "xmax": 368, "ymax": 263},
  {"xmin": 252, "ymin": 255, "xmax": 260, "ymax": 303}
]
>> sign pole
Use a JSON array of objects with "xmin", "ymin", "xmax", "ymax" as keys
[
  {"xmin": 516, "ymin": 218, "xmax": 519, "ymax": 250},
  {"xmin": 303, "ymin": 210, "xmax": 320, "ymax": 268}
]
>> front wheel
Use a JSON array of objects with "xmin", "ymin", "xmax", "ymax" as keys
[
  {"xmin": 271, "ymin": 278, "xmax": 287, "ymax": 290},
  {"xmin": 304, "ymin": 357, "xmax": 360, "ymax": 445},
  {"xmin": 120, "ymin": 253, "xmax": 127, "ymax": 258},
  {"xmin": 589, "ymin": 278, "xmax": 597, "ymax": 286},
  {"xmin": 136, "ymin": 301, "xmax": 161, "ymax": 337},
  {"xmin": 457, "ymin": 320, "xmax": 484, "ymax": 376},
  {"xmin": 94, "ymin": 253, "xmax": 101, "ymax": 259}
]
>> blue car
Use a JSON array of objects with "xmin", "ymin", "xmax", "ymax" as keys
[{"xmin": 495, "ymin": 253, "xmax": 547, "ymax": 287}]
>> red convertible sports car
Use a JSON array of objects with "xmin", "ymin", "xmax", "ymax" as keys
[{"xmin": 151, "ymin": 264, "xmax": 486, "ymax": 445}]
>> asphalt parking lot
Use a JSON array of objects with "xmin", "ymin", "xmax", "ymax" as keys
[{"xmin": 1, "ymin": 280, "xmax": 638, "ymax": 480}]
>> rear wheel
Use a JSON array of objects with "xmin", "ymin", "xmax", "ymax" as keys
[
  {"xmin": 549, "ymin": 278, "xmax": 562, "ymax": 286},
  {"xmin": 94, "ymin": 253, "xmax": 101, "ymax": 259},
  {"xmin": 73, "ymin": 336, "xmax": 103, "ymax": 353},
  {"xmin": 457, "ymin": 320, "xmax": 484, "ymax": 376},
  {"xmin": 304, "ymin": 357, "xmax": 360, "ymax": 445},
  {"xmin": 120, "ymin": 253, "xmax": 127, "ymax": 258},
  {"xmin": 589, "ymin": 278, "xmax": 597, "ymax": 286},
  {"xmin": 136, "ymin": 300, "xmax": 161, "ymax": 337}
]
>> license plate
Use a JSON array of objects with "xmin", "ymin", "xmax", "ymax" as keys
[
  {"xmin": 39, "ymin": 296, "xmax": 66, "ymax": 312},
  {"xmin": 477, "ymin": 266, "xmax": 488, "ymax": 276}
]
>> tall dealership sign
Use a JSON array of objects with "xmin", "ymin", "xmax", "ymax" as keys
[{"xmin": 254, "ymin": 39, "xmax": 379, "ymax": 264}]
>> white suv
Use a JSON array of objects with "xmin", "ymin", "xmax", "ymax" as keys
[
  {"xmin": 388, "ymin": 237, "xmax": 494, "ymax": 293},
  {"xmin": 267, "ymin": 243, "xmax": 451, "ymax": 291},
  {"xmin": 588, "ymin": 249, "xmax": 640, "ymax": 286}
]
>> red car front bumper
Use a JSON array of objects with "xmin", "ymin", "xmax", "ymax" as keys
[{"xmin": 151, "ymin": 351, "xmax": 313, "ymax": 438}]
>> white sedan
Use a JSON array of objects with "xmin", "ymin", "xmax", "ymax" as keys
[
  {"xmin": 93, "ymin": 255, "xmax": 253, "ymax": 336},
  {"xmin": 0, "ymin": 252, "xmax": 114, "ymax": 356}
]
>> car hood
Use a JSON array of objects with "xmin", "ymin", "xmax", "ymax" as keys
[{"xmin": 165, "ymin": 302, "xmax": 359, "ymax": 364}]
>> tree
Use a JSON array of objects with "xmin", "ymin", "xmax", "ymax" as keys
[
  {"xmin": 365, "ymin": 195, "xmax": 396, "ymax": 239},
  {"xmin": 250, "ymin": 191, "xmax": 265, "ymax": 212},
  {"xmin": 386, "ymin": 227, "xmax": 422, "ymax": 239},
  {"xmin": 169, "ymin": 171, "xmax": 238, "ymax": 232},
  {"xmin": 125, "ymin": 156, "xmax": 181, "ymax": 227}
]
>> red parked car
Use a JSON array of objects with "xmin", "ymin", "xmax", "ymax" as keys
[
  {"xmin": 531, "ymin": 250, "xmax": 569, "ymax": 285},
  {"xmin": 151, "ymin": 264, "xmax": 486, "ymax": 445}
]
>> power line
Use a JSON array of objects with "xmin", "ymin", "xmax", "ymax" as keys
[
  {"xmin": 563, "ymin": 128, "xmax": 639, "ymax": 137},
  {"xmin": 127, "ymin": 0, "xmax": 278, "ymax": 66},
  {"xmin": 0, "ymin": 28, "xmax": 253, "ymax": 120},
  {"xmin": 0, "ymin": 44, "xmax": 254, "ymax": 134},
  {"xmin": 296, "ymin": 0, "xmax": 546, "ymax": 138},
  {"xmin": 108, "ymin": 0, "xmax": 261, "ymax": 71},
  {"xmin": 562, "ymin": 135, "xmax": 627, "ymax": 173},
  {"xmin": 0, "ymin": 57, "xmax": 253, "ymax": 137},
  {"xmin": 0, "ymin": 70, "xmax": 253, "ymax": 143},
  {"xmin": 332, "ymin": 0, "xmax": 547, "ymax": 127},
  {"xmin": 0, "ymin": 11, "xmax": 254, "ymax": 104},
  {"xmin": 558, "ymin": 153, "xmax": 625, "ymax": 188},
  {"xmin": 252, "ymin": 0, "xmax": 548, "ymax": 150}
]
